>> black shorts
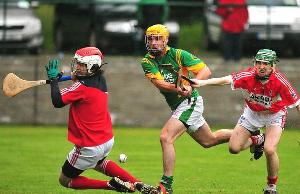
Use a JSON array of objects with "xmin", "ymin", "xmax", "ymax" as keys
[
  {"xmin": 62, "ymin": 160, "xmax": 83, "ymax": 178},
  {"xmin": 61, "ymin": 157, "xmax": 107, "ymax": 178}
]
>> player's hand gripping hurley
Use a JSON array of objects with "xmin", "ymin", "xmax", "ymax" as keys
[{"xmin": 163, "ymin": 65, "xmax": 192, "ymax": 103}]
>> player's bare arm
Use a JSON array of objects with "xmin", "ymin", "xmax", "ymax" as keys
[
  {"xmin": 151, "ymin": 78, "xmax": 191, "ymax": 97},
  {"xmin": 191, "ymin": 75, "xmax": 232, "ymax": 87},
  {"xmin": 194, "ymin": 65, "xmax": 212, "ymax": 80}
]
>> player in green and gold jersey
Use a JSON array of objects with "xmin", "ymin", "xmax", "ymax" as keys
[{"xmin": 141, "ymin": 24, "xmax": 233, "ymax": 194}]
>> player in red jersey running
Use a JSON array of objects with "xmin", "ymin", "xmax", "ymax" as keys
[
  {"xmin": 190, "ymin": 49, "xmax": 300, "ymax": 194},
  {"xmin": 45, "ymin": 47, "xmax": 156, "ymax": 193}
]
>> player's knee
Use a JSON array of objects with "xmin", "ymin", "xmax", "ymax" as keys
[
  {"xmin": 229, "ymin": 147, "xmax": 240, "ymax": 154},
  {"xmin": 264, "ymin": 146, "xmax": 276, "ymax": 157},
  {"xmin": 59, "ymin": 176, "xmax": 70, "ymax": 188},
  {"xmin": 228, "ymin": 140, "xmax": 242, "ymax": 154},
  {"xmin": 160, "ymin": 133, "xmax": 172, "ymax": 145},
  {"xmin": 201, "ymin": 141, "xmax": 215, "ymax": 148}
]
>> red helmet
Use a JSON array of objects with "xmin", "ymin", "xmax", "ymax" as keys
[{"xmin": 73, "ymin": 47, "xmax": 103, "ymax": 76}]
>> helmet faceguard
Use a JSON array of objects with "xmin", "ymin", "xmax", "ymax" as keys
[
  {"xmin": 253, "ymin": 49, "xmax": 278, "ymax": 81},
  {"xmin": 145, "ymin": 24, "xmax": 169, "ymax": 56},
  {"xmin": 72, "ymin": 47, "xmax": 103, "ymax": 77}
]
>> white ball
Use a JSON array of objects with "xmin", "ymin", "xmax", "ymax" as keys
[{"xmin": 119, "ymin": 153, "xmax": 127, "ymax": 163}]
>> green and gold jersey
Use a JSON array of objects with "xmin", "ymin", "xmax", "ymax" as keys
[{"xmin": 141, "ymin": 47, "xmax": 207, "ymax": 110}]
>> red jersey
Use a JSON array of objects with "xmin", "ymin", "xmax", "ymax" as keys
[
  {"xmin": 61, "ymin": 82, "xmax": 113, "ymax": 147},
  {"xmin": 216, "ymin": 0, "xmax": 249, "ymax": 33},
  {"xmin": 231, "ymin": 67, "xmax": 300, "ymax": 113}
]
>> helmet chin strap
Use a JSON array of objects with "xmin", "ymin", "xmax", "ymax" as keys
[
  {"xmin": 147, "ymin": 46, "xmax": 166, "ymax": 57},
  {"xmin": 74, "ymin": 67, "xmax": 103, "ymax": 79},
  {"xmin": 73, "ymin": 69, "xmax": 91, "ymax": 79},
  {"xmin": 149, "ymin": 50, "xmax": 163, "ymax": 57}
]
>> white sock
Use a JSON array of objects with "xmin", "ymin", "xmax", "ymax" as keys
[{"xmin": 265, "ymin": 184, "xmax": 277, "ymax": 191}]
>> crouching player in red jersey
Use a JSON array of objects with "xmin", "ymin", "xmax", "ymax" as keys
[
  {"xmin": 191, "ymin": 49, "xmax": 300, "ymax": 194},
  {"xmin": 45, "ymin": 47, "xmax": 156, "ymax": 193}
]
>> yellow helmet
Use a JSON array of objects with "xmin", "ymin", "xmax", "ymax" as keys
[
  {"xmin": 145, "ymin": 24, "xmax": 169, "ymax": 55},
  {"xmin": 146, "ymin": 24, "xmax": 169, "ymax": 40}
]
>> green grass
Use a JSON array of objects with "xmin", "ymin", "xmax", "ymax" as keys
[{"xmin": 0, "ymin": 125, "xmax": 299, "ymax": 194}]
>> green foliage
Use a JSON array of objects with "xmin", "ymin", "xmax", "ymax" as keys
[
  {"xmin": 35, "ymin": 4, "xmax": 55, "ymax": 53},
  {"xmin": 178, "ymin": 21, "xmax": 204, "ymax": 54},
  {"xmin": 1, "ymin": 125, "xmax": 299, "ymax": 193}
]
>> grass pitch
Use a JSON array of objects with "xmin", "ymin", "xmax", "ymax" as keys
[{"xmin": 0, "ymin": 125, "xmax": 299, "ymax": 194}]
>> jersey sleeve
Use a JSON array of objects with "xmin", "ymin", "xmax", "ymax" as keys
[
  {"xmin": 50, "ymin": 79, "xmax": 65, "ymax": 108},
  {"xmin": 231, "ymin": 68, "xmax": 253, "ymax": 90},
  {"xmin": 61, "ymin": 82, "xmax": 85, "ymax": 105},
  {"xmin": 141, "ymin": 57, "xmax": 164, "ymax": 80},
  {"xmin": 277, "ymin": 74, "xmax": 300, "ymax": 108},
  {"xmin": 231, "ymin": 72, "xmax": 242, "ymax": 90},
  {"xmin": 177, "ymin": 49, "xmax": 207, "ymax": 74}
]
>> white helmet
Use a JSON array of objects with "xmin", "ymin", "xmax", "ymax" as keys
[{"xmin": 73, "ymin": 47, "xmax": 103, "ymax": 76}]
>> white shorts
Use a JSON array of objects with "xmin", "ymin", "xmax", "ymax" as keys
[
  {"xmin": 67, "ymin": 137, "xmax": 114, "ymax": 170},
  {"xmin": 238, "ymin": 106, "xmax": 286, "ymax": 132},
  {"xmin": 172, "ymin": 96, "xmax": 206, "ymax": 133}
]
